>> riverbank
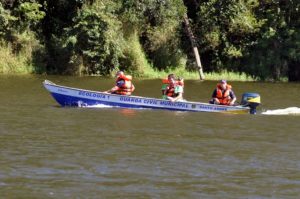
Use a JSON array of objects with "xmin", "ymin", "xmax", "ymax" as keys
[
  {"xmin": 1, "ymin": 68, "xmax": 256, "ymax": 82},
  {"xmin": 0, "ymin": 36, "xmax": 287, "ymax": 82},
  {"xmin": 0, "ymin": 46, "xmax": 291, "ymax": 82},
  {"xmin": 138, "ymin": 65, "xmax": 256, "ymax": 81},
  {"xmin": 0, "ymin": 41, "xmax": 253, "ymax": 81},
  {"xmin": 0, "ymin": 68, "xmax": 256, "ymax": 82},
  {"xmin": 0, "ymin": 45, "xmax": 272, "ymax": 82}
]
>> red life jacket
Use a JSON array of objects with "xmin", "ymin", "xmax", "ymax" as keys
[
  {"xmin": 114, "ymin": 75, "xmax": 133, "ymax": 95},
  {"xmin": 216, "ymin": 83, "xmax": 232, "ymax": 105}
]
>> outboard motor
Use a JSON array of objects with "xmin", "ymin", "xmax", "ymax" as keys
[{"xmin": 241, "ymin": 93, "xmax": 261, "ymax": 114}]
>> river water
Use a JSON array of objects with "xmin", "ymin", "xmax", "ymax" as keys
[{"xmin": 1, "ymin": 75, "xmax": 300, "ymax": 198}]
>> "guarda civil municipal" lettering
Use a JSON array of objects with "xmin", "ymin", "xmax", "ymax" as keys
[{"xmin": 120, "ymin": 96, "xmax": 188, "ymax": 108}]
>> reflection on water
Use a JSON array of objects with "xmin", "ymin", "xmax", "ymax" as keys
[
  {"xmin": 119, "ymin": 108, "xmax": 138, "ymax": 116},
  {"xmin": 1, "ymin": 75, "xmax": 300, "ymax": 198}
]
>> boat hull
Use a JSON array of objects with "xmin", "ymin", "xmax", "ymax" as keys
[{"xmin": 43, "ymin": 80, "xmax": 250, "ymax": 114}]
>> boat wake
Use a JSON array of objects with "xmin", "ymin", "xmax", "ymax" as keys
[
  {"xmin": 262, "ymin": 107, "xmax": 300, "ymax": 115},
  {"xmin": 78, "ymin": 103, "xmax": 113, "ymax": 109},
  {"xmin": 86, "ymin": 104, "xmax": 114, "ymax": 108}
]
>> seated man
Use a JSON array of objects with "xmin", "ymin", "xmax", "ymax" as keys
[
  {"xmin": 103, "ymin": 71, "xmax": 135, "ymax": 95},
  {"xmin": 163, "ymin": 74, "xmax": 184, "ymax": 103},
  {"xmin": 161, "ymin": 77, "xmax": 184, "ymax": 99},
  {"xmin": 209, "ymin": 79, "xmax": 236, "ymax": 106}
]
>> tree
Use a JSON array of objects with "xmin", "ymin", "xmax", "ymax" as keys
[
  {"xmin": 66, "ymin": 3, "xmax": 125, "ymax": 75},
  {"xmin": 186, "ymin": 0, "xmax": 263, "ymax": 73},
  {"xmin": 242, "ymin": 0, "xmax": 300, "ymax": 81},
  {"xmin": 120, "ymin": 0, "xmax": 186, "ymax": 72}
]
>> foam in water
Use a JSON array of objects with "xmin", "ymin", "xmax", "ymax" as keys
[
  {"xmin": 262, "ymin": 107, "xmax": 300, "ymax": 115},
  {"xmin": 85, "ymin": 104, "xmax": 114, "ymax": 108},
  {"xmin": 76, "ymin": 101, "xmax": 113, "ymax": 108}
]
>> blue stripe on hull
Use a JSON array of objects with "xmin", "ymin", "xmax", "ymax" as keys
[{"xmin": 50, "ymin": 92, "xmax": 194, "ymax": 112}]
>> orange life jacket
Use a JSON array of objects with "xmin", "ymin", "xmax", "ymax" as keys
[
  {"xmin": 162, "ymin": 78, "xmax": 184, "ymax": 87},
  {"xmin": 166, "ymin": 82, "xmax": 179, "ymax": 97},
  {"xmin": 162, "ymin": 78, "xmax": 169, "ymax": 84},
  {"xmin": 114, "ymin": 75, "xmax": 133, "ymax": 95},
  {"xmin": 216, "ymin": 83, "xmax": 232, "ymax": 105}
]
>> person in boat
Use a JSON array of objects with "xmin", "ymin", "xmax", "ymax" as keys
[
  {"xmin": 161, "ymin": 77, "xmax": 184, "ymax": 99},
  {"xmin": 163, "ymin": 74, "xmax": 184, "ymax": 103},
  {"xmin": 209, "ymin": 79, "xmax": 236, "ymax": 106},
  {"xmin": 103, "ymin": 71, "xmax": 135, "ymax": 95}
]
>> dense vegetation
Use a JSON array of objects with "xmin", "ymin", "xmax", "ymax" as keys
[{"xmin": 0, "ymin": 0, "xmax": 299, "ymax": 81}]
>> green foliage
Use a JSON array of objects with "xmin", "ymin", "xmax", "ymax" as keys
[
  {"xmin": 239, "ymin": 0, "xmax": 300, "ymax": 81},
  {"xmin": 120, "ymin": 0, "xmax": 186, "ymax": 70},
  {"xmin": 0, "ymin": 1, "xmax": 45, "ymax": 73},
  {"xmin": 0, "ymin": 2, "xmax": 17, "ymax": 37},
  {"xmin": 119, "ymin": 31, "xmax": 145, "ymax": 75},
  {"xmin": 14, "ymin": 1, "xmax": 45, "ymax": 28},
  {"xmin": 0, "ymin": 37, "xmax": 38, "ymax": 73},
  {"xmin": 189, "ymin": 0, "xmax": 263, "ymax": 72},
  {"xmin": 34, "ymin": 0, "xmax": 86, "ymax": 74},
  {"xmin": 0, "ymin": 1, "xmax": 45, "ymax": 38},
  {"xmin": 66, "ymin": 4, "xmax": 125, "ymax": 75},
  {"xmin": 183, "ymin": 0, "xmax": 299, "ymax": 81},
  {"xmin": 0, "ymin": 0, "xmax": 299, "ymax": 82}
]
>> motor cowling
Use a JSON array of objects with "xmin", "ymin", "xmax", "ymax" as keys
[{"xmin": 241, "ymin": 93, "xmax": 261, "ymax": 114}]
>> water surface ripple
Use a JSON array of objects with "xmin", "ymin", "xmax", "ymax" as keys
[{"xmin": 0, "ymin": 75, "xmax": 300, "ymax": 198}]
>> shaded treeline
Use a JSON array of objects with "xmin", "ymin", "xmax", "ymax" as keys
[{"xmin": 0, "ymin": 0, "xmax": 299, "ymax": 81}]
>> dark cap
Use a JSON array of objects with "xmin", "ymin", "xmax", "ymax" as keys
[{"xmin": 220, "ymin": 79, "xmax": 227, "ymax": 84}]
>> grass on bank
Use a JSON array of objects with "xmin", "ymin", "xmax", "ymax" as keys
[
  {"xmin": 135, "ymin": 63, "xmax": 256, "ymax": 81},
  {"xmin": 0, "ymin": 44, "xmax": 34, "ymax": 73}
]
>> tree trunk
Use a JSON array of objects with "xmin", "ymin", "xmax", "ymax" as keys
[{"xmin": 184, "ymin": 15, "xmax": 205, "ymax": 80}]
